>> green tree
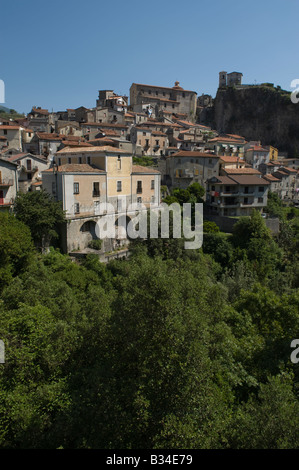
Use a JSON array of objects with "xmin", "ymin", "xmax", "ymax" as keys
[
  {"xmin": 14, "ymin": 190, "xmax": 65, "ymax": 250},
  {"xmin": 0, "ymin": 212, "xmax": 34, "ymax": 290}
]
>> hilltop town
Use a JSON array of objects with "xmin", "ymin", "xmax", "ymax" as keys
[{"xmin": 0, "ymin": 73, "xmax": 298, "ymax": 255}]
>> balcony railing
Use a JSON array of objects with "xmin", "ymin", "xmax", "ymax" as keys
[
  {"xmin": 92, "ymin": 191, "xmax": 100, "ymax": 197},
  {"xmin": 0, "ymin": 198, "xmax": 14, "ymax": 206},
  {"xmin": 0, "ymin": 179, "xmax": 13, "ymax": 187},
  {"xmin": 21, "ymin": 165, "xmax": 38, "ymax": 173}
]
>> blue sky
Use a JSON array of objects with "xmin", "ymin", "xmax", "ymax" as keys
[{"xmin": 1, "ymin": 0, "xmax": 299, "ymax": 113}]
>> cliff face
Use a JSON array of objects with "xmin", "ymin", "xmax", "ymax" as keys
[{"xmin": 211, "ymin": 86, "xmax": 299, "ymax": 155}]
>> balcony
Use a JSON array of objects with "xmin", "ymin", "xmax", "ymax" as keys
[
  {"xmin": 0, "ymin": 198, "xmax": 14, "ymax": 207},
  {"xmin": 0, "ymin": 179, "xmax": 13, "ymax": 187},
  {"xmin": 21, "ymin": 165, "xmax": 38, "ymax": 173},
  {"xmin": 240, "ymin": 202, "xmax": 254, "ymax": 207},
  {"xmin": 219, "ymin": 191, "xmax": 239, "ymax": 196},
  {"xmin": 92, "ymin": 191, "xmax": 100, "ymax": 197}
]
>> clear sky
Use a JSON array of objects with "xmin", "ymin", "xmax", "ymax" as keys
[{"xmin": 1, "ymin": 0, "xmax": 299, "ymax": 114}]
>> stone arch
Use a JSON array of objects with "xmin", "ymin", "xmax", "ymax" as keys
[
  {"xmin": 80, "ymin": 219, "xmax": 98, "ymax": 246},
  {"xmin": 115, "ymin": 214, "xmax": 132, "ymax": 240}
]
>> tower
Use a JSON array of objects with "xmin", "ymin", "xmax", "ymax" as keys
[{"xmin": 219, "ymin": 71, "xmax": 227, "ymax": 88}]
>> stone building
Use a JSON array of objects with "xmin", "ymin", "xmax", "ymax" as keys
[
  {"xmin": 219, "ymin": 71, "xmax": 243, "ymax": 88},
  {"xmin": 0, "ymin": 125, "xmax": 23, "ymax": 151},
  {"xmin": 42, "ymin": 146, "xmax": 161, "ymax": 253},
  {"xmin": 130, "ymin": 126, "xmax": 168, "ymax": 156},
  {"xmin": 0, "ymin": 157, "xmax": 18, "ymax": 210},
  {"xmin": 206, "ymin": 174, "xmax": 269, "ymax": 216},
  {"xmin": 130, "ymin": 82, "xmax": 197, "ymax": 120},
  {"xmin": 162, "ymin": 150, "xmax": 219, "ymax": 191},
  {"xmin": 5, "ymin": 152, "xmax": 49, "ymax": 192}
]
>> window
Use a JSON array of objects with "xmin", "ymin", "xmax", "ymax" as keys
[
  {"xmin": 182, "ymin": 93, "xmax": 185, "ymax": 98},
  {"xmin": 87, "ymin": 157, "xmax": 91, "ymax": 165},
  {"xmin": 3, "ymin": 130, "xmax": 7, "ymax": 135},
  {"xmin": 117, "ymin": 156, "xmax": 121, "ymax": 170},
  {"xmin": 137, "ymin": 197, "xmax": 142, "ymax": 205},
  {"xmin": 156, "ymin": 140, "xmax": 159, "ymax": 146},
  {"xmin": 73, "ymin": 182, "xmax": 79, "ymax": 194},
  {"xmin": 143, "ymin": 132, "xmax": 146, "ymax": 136},
  {"xmin": 74, "ymin": 203, "xmax": 80, "ymax": 214},
  {"xmin": 68, "ymin": 158, "xmax": 71, "ymax": 164},
  {"xmin": 151, "ymin": 195, "xmax": 155, "ymax": 203},
  {"xmin": 93, "ymin": 182, "xmax": 100, "ymax": 197},
  {"xmin": 52, "ymin": 182, "xmax": 56, "ymax": 194},
  {"xmin": 58, "ymin": 158, "xmax": 61, "ymax": 166},
  {"xmin": 27, "ymin": 173, "xmax": 32, "ymax": 181},
  {"xmin": 78, "ymin": 157, "xmax": 82, "ymax": 164},
  {"xmin": 117, "ymin": 181, "xmax": 122, "ymax": 192},
  {"xmin": 258, "ymin": 197, "xmax": 263, "ymax": 203},
  {"xmin": 151, "ymin": 179, "xmax": 155, "ymax": 190},
  {"xmin": 258, "ymin": 186, "xmax": 264, "ymax": 192},
  {"xmin": 137, "ymin": 180, "xmax": 142, "ymax": 193},
  {"xmin": 26, "ymin": 159, "xmax": 32, "ymax": 170}
]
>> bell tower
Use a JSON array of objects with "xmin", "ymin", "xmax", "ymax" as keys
[{"xmin": 219, "ymin": 71, "xmax": 227, "ymax": 88}]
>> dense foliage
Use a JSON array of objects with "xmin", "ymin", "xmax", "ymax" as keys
[{"xmin": 0, "ymin": 206, "xmax": 298, "ymax": 449}]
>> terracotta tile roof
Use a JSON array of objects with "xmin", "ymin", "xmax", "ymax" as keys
[
  {"xmin": 132, "ymin": 165, "xmax": 160, "ymax": 174},
  {"xmin": 139, "ymin": 121, "xmax": 183, "ymax": 128},
  {"xmin": 88, "ymin": 137, "xmax": 115, "ymax": 144},
  {"xmin": 263, "ymin": 174, "xmax": 281, "ymax": 182},
  {"xmin": 30, "ymin": 107, "xmax": 49, "ymax": 115},
  {"xmin": 0, "ymin": 136, "xmax": 7, "ymax": 140},
  {"xmin": 229, "ymin": 175, "xmax": 270, "ymax": 185},
  {"xmin": 61, "ymin": 135, "xmax": 83, "ymax": 141},
  {"xmin": 37, "ymin": 132, "xmax": 63, "ymax": 141},
  {"xmin": 96, "ymin": 129, "xmax": 119, "ymax": 136},
  {"xmin": 43, "ymin": 164, "xmax": 106, "ymax": 174},
  {"xmin": 83, "ymin": 122, "xmax": 128, "ymax": 129},
  {"xmin": 61, "ymin": 141, "xmax": 91, "ymax": 147},
  {"xmin": 220, "ymin": 156, "xmax": 245, "ymax": 163},
  {"xmin": 0, "ymin": 125, "xmax": 21, "ymax": 130},
  {"xmin": 225, "ymin": 133, "xmax": 246, "ymax": 140},
  {"xmin": 209, "ymin": 176, "xmax": 238, "ymax": 185},
  {"xmin": 209, "ymin": 137, "xmax": 245, "ymax": 144},
  {"xmin": 170, "ymin": 151, "xmax": 219, "ymax": 158},
  {"xmin": 6, "ymin": 153, "xmax": 47, "ymax": 163},
  {"xmin": 56, "ymin": 145, "xmax": 129, "ymax": 154},
  {"xmin": 281, "ymin": 167, "xmax": 297, "ymax": 173},
  {"xmin": 224, "ymin": 168, "xmax": 261, "ymax": 175}
]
